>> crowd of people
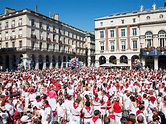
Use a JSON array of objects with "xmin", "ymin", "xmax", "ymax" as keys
[{"xmin": 0, "ymin": 67, "xmax": 166, "ymax": 124}]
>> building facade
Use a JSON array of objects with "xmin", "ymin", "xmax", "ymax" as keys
[
  {"xmin": 95, "ymin": 3, "xmax": 166, "ymax": 69},
  {"xmin": 0, "ymin": 8, "xmax": 95, "ymax": 70}
]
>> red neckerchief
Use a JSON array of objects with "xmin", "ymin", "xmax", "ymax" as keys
[
  {"xmin": 95, "ymin": 97, "xmax": 99, "ymax": 102},
  {"xmin": 73, "ymin": 103, "xmax": 78, "ymax": 109},
  {"xmin": 36, "ymin": 99, "xmax": 41, "ymax": 102},
  {"xmin": 45, "ymin": 104, "xmax": 51, "ymax": 108},
  {"xmin": 101, "ymin": 102, "xmax": 105, "ymax": 106},
  {"xmin": 125, "ymin": 121, "xmax": 132, "ymax": 124},
  {"xmin": 92, "ymin": 116, "xmax": 98, "ymax": 123},
  {"xmin": 85, "ymin": 106, "xmax": 91, "ymax": 112},
  {"xmin": 136, "ymin": 110, "xmax": 143, "ymax": 116},
  {"xmin": 108, "ymin": 114, "xmax": 115, "ymax": 120},
  {"xmin": 164, "ymin": 90, "xmax": 166, "ymax": 93},
  {"xmin": 163, "ymin": 100, "xmax": 166, "ymax": 107}
]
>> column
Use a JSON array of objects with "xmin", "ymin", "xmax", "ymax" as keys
[
  {"xmin": 43, "ymin": 58, "xmax": 46, "ymax": 69},
  {"xmin": 117, "ymin": 59, "xmax": 120, "ymax": 64},
  {"xmin": 61, "ymin": 56, "xmax": 63, "ymax": 68},
  {"xmin": 55, "ymin": 56, "xmax": 58, "ymax": 68},
  {"xmin": 9, "ymin": 55, "xmax": 12, "ymax": 70},
  {"xmin": 35, "ymin": 56, "xmax": 39, "ymax": 69},
  {"xmin": 128, "ymin": 59, "xmax": 131, "ymax": 69},
  {"xmin": 22, "ymin": 53, "xmax": 30, "ymax": 70},
  {"xmin": 50, "ymin": 56, "xmax": 53, "ymax": 69},
  {"xmin": 154, "ymin": 57, "xmax": 158, "ymax": 70},
  {"xmin": 88, "ymin": 56, "xmax": 91, "ymax": 66},
  {"xmin": 141, "ymin": 57, "xmax": 145, "ymax": 68},
  {"xmin": 106, "ymin": 58, "xmax": 109, "ymax": 63},
  {"xmin": 95, "ymin": 60, "xmax": 99, "ymax": 67}
]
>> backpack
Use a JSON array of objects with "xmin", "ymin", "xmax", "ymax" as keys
[{"xmin": 158, "ymin": 111, "xmax": 166, "ymax": 124}]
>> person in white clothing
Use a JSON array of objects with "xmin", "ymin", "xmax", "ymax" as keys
[
  {"xmin": 82, "ymin": 101, "xmax": 93, "ymax": 124},
  {"xmin": 91, "ymin": 110, "xmax": 102, "ymax": 124}
]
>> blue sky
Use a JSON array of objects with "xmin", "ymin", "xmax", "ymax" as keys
[{"xmin": 0, "ymin": 0, "xmax": 166, "ymax": 32}]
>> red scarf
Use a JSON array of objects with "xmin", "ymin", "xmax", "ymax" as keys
[
  {"xmin": 85, "ymin": 106, "xmax": 91, "ymax": 112},
  {"xmin": 95, "ymin": 97, "xmax": 100, "ymax": 102},
  {"xmin": 163, "ymin": 100, "xmax": 166, "ymax": 107},
  {"xmin": 92, "ymin": 116, "xmax": 98, "ymax": 123},
  {"xmin": 108, "ymin": 114, "xmax": 115, "ymax": 120},
  {"xmin": 36, "ymin": 99, "xmax": 41, "ymax": 102},
  {"xmin": 73, "ymin": 103, "xmax": 78, "ymax": 109},
  {"xmin": 45, "ymin": 104, "xmax": 51, "ymax": 108},
  {"xmin": 136, "ymin": 110, "xmax": 143, "ymax": 116}
]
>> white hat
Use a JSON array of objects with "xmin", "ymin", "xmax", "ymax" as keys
[{"xmin": 20, "ymin": 115, "xmax": 31, "ymax": 122}]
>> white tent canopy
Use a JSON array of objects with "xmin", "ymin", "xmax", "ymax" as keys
[{"xmin": 100, "ymin": 63, "xmax": 130, "ymax": 67}]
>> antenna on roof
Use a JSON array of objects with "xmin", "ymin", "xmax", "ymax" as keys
[{"xmin": 35, "ymin": 5, "xmax": 38, "ymax": 13}]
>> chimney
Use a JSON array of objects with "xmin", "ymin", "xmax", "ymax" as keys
[
  {"xmin": 152, "ymin": 3, "xmax": 156, "ymax": 10},
  {"xmin": 140, "ymin": 5, "xmax": 143, "ymax": 12},
  {"xmin": 35, "ymin": 5, "xmax": 38, "ymax": 13},
  {"xmin": 54, "ymin": 13, "xmax": 59, "ymax": 21},
  {"xmin": 5, "ymin": 7, "xmax": 16, "ymax": 15},
  {"xmin": 164, "ymin": 2, "xmax": 166, "ymax": 7}
]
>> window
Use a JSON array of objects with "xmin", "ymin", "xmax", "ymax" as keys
[
  {"xmin": 132, "ymin": 28, "xmax": 137, "ymax": 36},
  {"xmin": 159, "ymin": 14, "xmax": 163, "ymax": 18},
  {"xmin": 110, "ymin": 41, "xmax": 115, "ymax": 50},
  {"xmin": 100, "ymin": 42, "xmax": 104, "ymax": 50},
  {"xmin": 31, "ymin": 19, "xmax": 35, "ymax": 26},
  {"xmin": 133, "ymin": 18, "xmax": 136, "ymax": 23},
  {"xmin": 158, "ymin": 30, "xmax": 166, "ymax": 47},
  {"xmin": 31, "ymin": 29, "xmax": 35, "ymax": 35},
  {"xmin": 6, "ymin": 42, "xmax": 8, "ymax": 48},
  {"xmin": 5, "ymin": 21, "xmax": 8, "ymax": 28},
  {"xmin": 146, "ymin": 16, "xmax": 150, "ymax": 20},
  {"xmin": 12, "ymin": 20, "xmax": 15, "ymax": 27},
  {"xmin": 0, "ymin": 23, "xmax": 1, "ymax": 29},
  {"xmin": 5, "ymin": 31, "xmax": 8, "ymax": 39},
  {"xmin": 0, "ymin": 33, "xmax": 1, "ymax": 39},
  {"xmin": 19, "ymin": 40, "xmax": 22, "ymax": 48},
  {"xmin": 47, "ymin": 43, "xmax": 49, "ymax": 50},
  {"xmin": 133, "ymin": 40, "xmax": 137, "ymax": 49},
  {"xmin": 19, "ymin": 29, "xmax": 22, "ymax": 37},
  {"xmin": 31, "ymin": 41, "xmax": 35, "ymax": 49},
  {"xmin": 47, "ymin": 24, "xmax": 50, "ymax": 30},
  {"xmin": 19, "ymin": 18, "xmax": 22, "ymax": 26},
  {"xmin": 12, "ymin": 42, "xmax": 15, "ymax": 48},
  {"xmin": 121, "ymin": 29, "xmax": 125, "ymax": 37},
  {"xmin": 121, "ymin": 41, "xmax": 126, "ymax": 50},
  {"xmin": 145, "ymin": 31, "xmax": 153, "ymax": 47},
  {"xmin": 39, "ymin": 42, "xmax": 42, "ymax": 50},
  {"xmin": 110, "ymin": 30, "xmax": 114, "ymax": 37},
  {"xmin": 100, "ymin": 31, "xmax": 104, "ymax": 38},
  {"xmin": 39, "ymin": 22, "xmax": 43, "ymax": 28},
  {"xmin": 110, "ymin": 20, "xmax": 113, "ymax": 25},
  {"xmin": 100, "ymin": 22, "xmax": 103, "ymax": 26},
  {"xmin": 121, "ymin": 19, "xmax": 124, "ymax": 24},
  {"xmin": 39, "ymin": 31, "xmax": 43, "ymax": 40},
  {"xmin": 12, "ymin": 30, "xmax": 15, "ymax": 38}
]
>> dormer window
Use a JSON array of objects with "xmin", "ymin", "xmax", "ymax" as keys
[
  {"xmin": 146, "ymin": 16, "xmax": 150, "ymax": 20},
  {"xmin": 100, "ymin": 22, "xmax": 103, "ymax": 26},
  {"xmin": 159, "ymin": 14, "xmax": 163, "ymax": 18}
]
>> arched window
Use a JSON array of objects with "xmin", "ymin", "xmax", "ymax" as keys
[
  {"xmin": 146, "ymin": 16, "xmax": 150, "ymax": 20},
  {"xmin": 159, "ymin": 14, "xmax": 163, "ymax": 18},
  {"xmin": 145, "ymin": 31, "xmax": 153, "ymax": 47},
  {"xmin": 158, "ymin": 30, "xmax": 166, "ymax": 47}
]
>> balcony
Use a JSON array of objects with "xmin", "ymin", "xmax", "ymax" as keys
[
  {"xmin": 18, "ymin": 23, "xmax": 22, "ymax": 26},
  {"xmin": 140, "ymin": 46, "xmax": 166, "ymax": 56},
  {"xmin": 5, "ymin": 37, "xmax": 9, "ymax": 40},
  {"xmin": 10, "ymin": 36, "xmax": 16, "ymax": 40},
  {"xmin": 31, "ymin": 34, "xmax": 36, "ymax": 39},
  {"xmin": 59, "ymin": 40, "xmax": 62, "ymax": 44},
  {"xmin": 18, "ymin": 34, "xmax": 22, "ymax": 38},
  {"xmin": 47, "ymin": 38, "xmax": 51, "ymax": 42},
  {"xmin": 11, "ymin": 24, "xmax": 15, "ymax": 28},
  {"xmin": 53, "ymin": 39, "xmax": 56, "ymax": 42},
  {"xmin": 53, "ymin": 29, "xmax": 56, "ymax": 33}
]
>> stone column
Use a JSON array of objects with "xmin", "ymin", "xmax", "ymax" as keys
[
  {"xmin": 128, "ymin": 59, "xmax": 131, "ymax": 69},
  {"xmin": 35, "ymin": 56, "xmax": 39, "ymax": 69},
  {"xmin": 154, "ymin": 56, "xmax": 158, "ymax": 70},
  {"xmin": 43, "ymin": 57, "xmax": 46, "ymax": 69},
  {"xmin": 50, "ymin": 56, "xmax": 53, "ymax": 69},
  {"xmin": 88, "ymin": 56, "xmax": 91, "ymax": 66},
  {"xmin": 141, "ymin": 57, "xmax": 145, "ymax": 68},
  {"xmin": 22, "ymin": 53, "xmax": 30, "ymax": 70},
  {"xmin": 61, "ymin": 56, "xmax": 63, "ymax": 68}
]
